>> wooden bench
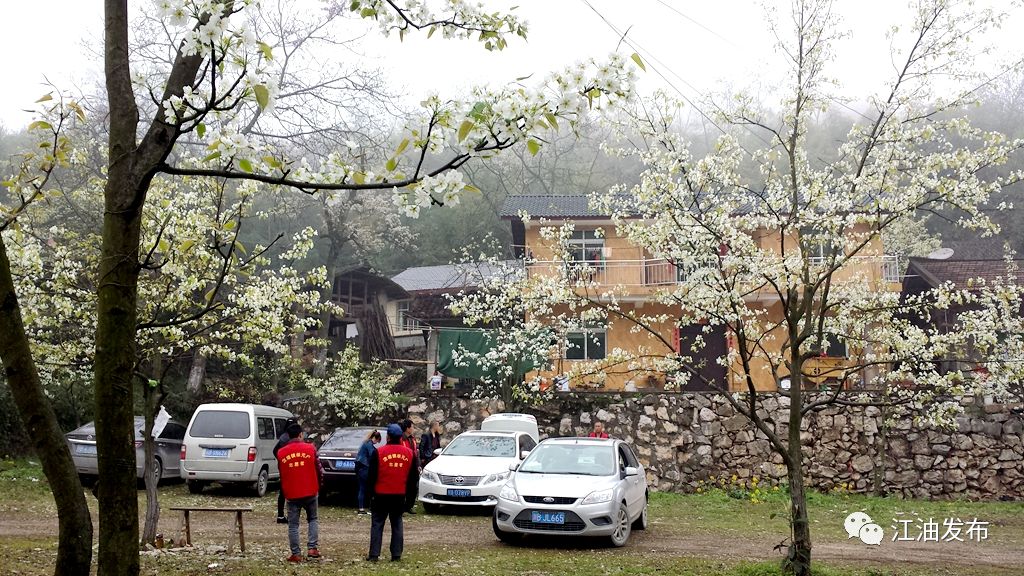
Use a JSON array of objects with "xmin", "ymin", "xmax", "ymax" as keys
[{"xmin": 169, "ymin": 506, "xmax": 252, "ymax": 553}]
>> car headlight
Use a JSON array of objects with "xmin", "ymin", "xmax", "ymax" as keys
[
  {"xmin": 421, "ymin": 470, "xmax": 439, "ymax": 483},
  {"xmin": 498, "ymin": 482, "xmax": 519, "ymax": 502},
  {"xmin": 581, "ymin": 488, "xmax": 614, "ymax": 505},
  {"xmin": 484, "ymin": 471, "xmax": 511, "ymax": 484}
]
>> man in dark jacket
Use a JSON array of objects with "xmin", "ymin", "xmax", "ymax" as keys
[
  {"xmin": 273, "ymin": 418, "xmax": 296, "ymax": 523},
  {"xmin": 366, "ymin": 423, "xmax": 418, "ymax": 562},
  {"xmin": 277, "ymin": 422, "xmax": 323, "ymax": 562}
]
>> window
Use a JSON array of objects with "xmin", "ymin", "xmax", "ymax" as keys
[
  {"xmin": 273, "ymin": 418, "xmax": 288, "ymax": 439},
  {"xmin": 257, "ymin": 417, "xmax": 277, "ymax": 440},
  {"xmin": 159, "ymin": 423, "xmax": 186, "ymax": 440},
  {"xmin": 566, "ymin": 322, "xmax": 607, "ymax": 360},
  {"xmin": 799, "ymin": 226, "xmax": 840, "ymax": 264},
  {"xmin": 519, "ymin": 435, "xmax": 537, "ymax": 454},
  {"xmin": 188, "ymin": 411, "xmax": 251, "ymax": 439},
  {"xmin": 396, "ymin": 300, "xmax": 419, "ymax": 331},
  {"xmin": 568, "ymin": 230, "xmax": 605, "ymax": 265},
  {"xmin": 822, "ymin": 333, "xmax": 847, "ymax": 358}
]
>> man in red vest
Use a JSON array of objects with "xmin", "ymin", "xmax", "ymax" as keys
[
  {"xmin": 366, "ymin": 423, "xmax": 419, "ymax": 562},
  {"xmin": 588, "ymin": 421, "xmax": 610, "ymax": 438},
  {"xmin": 277, "ymin": 422, "xmax": 323, "ymax": 562}
]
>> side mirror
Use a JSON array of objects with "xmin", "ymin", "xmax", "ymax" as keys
[
  {"xmin": 624, "ymin": 466, "xmax": 639, "ymax": 477},
  {"xmin": 433, "ymin": 448, "xmax": 442, "ymax": 456},
  {"xmin": 508, "ymin": 462, "xmax": 520, "ymax": 472},
  {"xmin": 520, "ymin": 450, "xmax": 531, "ymax": 460}
]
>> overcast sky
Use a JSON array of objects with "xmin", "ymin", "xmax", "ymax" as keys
[{"xmin": 2, "ymin": 0, "xmax": 1022, "ymax": 130}]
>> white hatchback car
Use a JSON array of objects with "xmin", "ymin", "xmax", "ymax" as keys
[
  {"xmin": 492, "ymin": 437, "xmax": 649, "ymax": 547},
  {"xmin": 418, "ymin": 429, "xmax": 538, "ymax": 511}
]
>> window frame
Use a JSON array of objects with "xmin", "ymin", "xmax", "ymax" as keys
[
  {"xmin": 567, "ymin": 230, "xmax": 605, "ymax": 267},
  {"xmin": 396, "ymin": 299, "xmax": 420, "ymax": 331},
  {"xmin": 565, "ymin": 321, "xmax": 607, "ymax": 360}
]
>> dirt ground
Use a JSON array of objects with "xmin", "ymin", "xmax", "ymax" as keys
[{"xmin": 1, "ymin": 494, "xmax": 1021, "ymax": 573}]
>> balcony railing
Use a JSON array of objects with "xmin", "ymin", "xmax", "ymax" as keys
[{"xmin": 516, "ymin": 247, "xmax": 903, "ymax": 288}]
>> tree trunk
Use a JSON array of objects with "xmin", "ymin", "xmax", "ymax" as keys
[
  {"xmin": 786, "ymin": 356, "xmax": 812, "ymax": 576},
  {"xmin": 0, "ymin": 234, "xmax": 94, "ymax": 575},
  {"xmin": 186, "ymin": 351, "xmax": 207, "ymax": 394},
  {"xmin": 140, "ymin": 383, "xmax": 163, "ymax": 546},
  {"xmin": 313, "ymin": 238, "xmax": 340, "ymax": 377}
]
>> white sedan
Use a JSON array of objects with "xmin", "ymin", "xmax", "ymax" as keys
[
  {"xmin": 492, "ymin": 437, "xmax": 649, "ymax": 547},
  {"xmin": 418, "ymin": 430, "xmax": 537, "ymax": 511}
]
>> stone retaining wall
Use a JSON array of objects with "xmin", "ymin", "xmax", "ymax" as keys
[{"xmin": 287, "ymin": 392, "xmax": 1024, "ymax": 500}]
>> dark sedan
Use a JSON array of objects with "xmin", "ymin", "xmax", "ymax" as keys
[{"xmin": 318, "ymin": 426, "xmax": 386, "ymax": 490}]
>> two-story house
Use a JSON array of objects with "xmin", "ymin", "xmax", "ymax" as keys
[{"xmin": 501, "ymin": 194, "xmax": 903, "ymax": 392}]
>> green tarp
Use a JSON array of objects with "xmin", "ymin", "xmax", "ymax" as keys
[{"xmin": 436, "ymin": 328, "xmax": 545, "ymax": 382}]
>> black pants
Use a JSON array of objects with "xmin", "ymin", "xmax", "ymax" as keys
[
  {"xmin": 368, "ymin": 494, "xmax": 405, "ymax": 560},
  {"xmin": 277, "ymin": 487, "xmax": 285, "ymax": 517}
]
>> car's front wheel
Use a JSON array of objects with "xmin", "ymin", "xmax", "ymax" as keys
[
  {"xmin": 253, "ymin": 468, "xmax": 269, "ymax": 497},
  {"xmin": 609, "ymin": 504, "xmax": 632, "ymax": 547},
  {"xmin": 492, "ymin": 513, "xmax": 520, "ymax": 545}
]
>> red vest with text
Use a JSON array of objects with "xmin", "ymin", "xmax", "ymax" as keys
[
  {"xmin": 278, "ymin": 440, "xmax": 319, "ymax": 500},
  {"xmin": 588, "ymin": 432, "xmax": 609, "ymax": 438},
  {"xmin": 375, "ymin": 443, "xmax": 414, "ymax": 495}
]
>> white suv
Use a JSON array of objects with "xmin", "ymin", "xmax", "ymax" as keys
[{"xmin": 419, "ymin": 414, "xmax": 538, "ymax": 512}]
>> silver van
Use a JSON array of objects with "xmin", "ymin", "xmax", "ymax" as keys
[{"xmin": 180, "ymin": 403, "xmax": 294, "ymax": 496}]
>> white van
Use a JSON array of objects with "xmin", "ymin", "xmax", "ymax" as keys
[
  {"xmin": 481, "ymin": 413, "xmax": 539, "ymax": 441},
  {"xmin": 180, "ymin": 403, "xmax": 294, "ymax": 496}
]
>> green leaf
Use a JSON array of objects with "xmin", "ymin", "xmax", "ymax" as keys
[
  {"xmin": 352, "ymin": 172, "xmax": 366, "ymax": 185},
  {"xmin": 35, "ymin": 93, "xmax": 53, "ymax": 103},
  {"xmin": 360, "ymin": 7, "xmax": 376, "ymax": 18},
  {"xmin": 28, "ymin": 120, "xmax": 52, "ymax": 132},
  {"xmin": 148, "ymin": 379, "xmax": 159, "ymax": 389},
  {"xmin": 258, "ymin": 41, "xmax": 273, "ymax": 61},
  {"xmin": 630, "ymin": 52, "xmax": 647, "ymax": 72},
  {"xmin": 238, "ymin": 159, "xmax": 254, "ymax": 173},
  {"xmin": 427, "ymin": 26, "xmax": 437, "ymax": 39},
  {"xmin": 457, "ymin": 120, "xmax": 474, "ymax": 142},
  {"xmin": 204, "ymin": 289, "xmax": 216, "ymax": 303},
  {"xmin": 527, "ymin": 139, "xmax": 540, "ymax": 156},
  {"xmin": 545, "ymin": 112, "xmax": 559, "ymax": 129},
  {"xmin": 223, "ymin": 219, "xmax": 237, "ymax": 231},
  {"xmin": 202, "ymin": 151, "xmax": 221, "ymax": 162},
  {"xmin": 395, "ymin": 138, "xmax": 410, "ymax": 156},
  {"xmin": 196, "ymin": 123, "xmax": 206, "ymax": 139},
  {"xmin": 253, "ymin": 85, "xmax": 270, "ymax": 110},
  {"xmin": 386, "ymin": 157, "xmax": 397, "ymax": 172},
  {"xmin": 263, "ymin": 155, "xmax": 282, "ymax": 169},
  {"xmin": 463, "ymin": 184, "xmax": 481, "ymax": 194},
  {"xmin": 180, "ymin": 239, "xmax": 196, "ymax": 253}
]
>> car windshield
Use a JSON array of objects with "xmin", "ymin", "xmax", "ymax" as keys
[
  {"xmin": 443, "ymin": 435, "xmax": 516, "ymax": 458},
  {"xmin": 188, "ymin": 411, "xmax": 250, "ymax": 439},
  {"xmin": 518, "ymin": 443, "xmax": 616, "ymax": 476},
  {"xmin": 321, "ymin": 428, "xmax": 384, "ymax": 450}
]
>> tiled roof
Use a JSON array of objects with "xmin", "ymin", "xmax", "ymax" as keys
[
  {"xmin": 391, "ymin": 261, "xmax": 522, "ymax": 293},
  {"xmin": 906, "ymin": 258, "xmax": 1024, "ymax": 290},
  {"xmin": 499, "ymin": 194, "xmax": 634, "ymax": 219}
]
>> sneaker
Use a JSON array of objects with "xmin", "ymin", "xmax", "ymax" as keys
[
  {"xmin": 286, "ymin": 554, "xmax": 302, "ymax": 563},
  {"xmin": 391, "ymin": 556, "xmax": 401, "ymax": 562},
  {"xmin": 276, "ymin": 516, "xmax": 287, "ymax": 524},
  {"xmin": 357, "ymin": 509, "xmax": 368, "ymax": 515},
  {"xmin": 307, "ymin": 549, "xmax": 321, "ymax": 559},
  {"xmin": 406, "ymin": 508, "xmax": 417, "ymax": 515},
  {"xmin": 365, "ymin": 556, "xmax": 379, "ymax": 562}
]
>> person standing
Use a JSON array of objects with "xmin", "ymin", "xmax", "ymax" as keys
[
  {"xmin": 366, "ymin": 424, "xmax": 418, "ymax": 562},
  {"xmin": 355, "ymin": 429, "xmax": 381, "ymax": 515},
  {"xmin": 588, "ymin": 421, "xmax": 610, "ymax": 438},
  {"xmin": 399, "ymin": 419, "xmax": 420, "ymax": 513},
  {"xmin": 277, "ymin": 422, "xmax": 323, "ymax": 562},
  {"xmin": 273, "ymin": 418, "xmax": 297, "ymax": 524},
  {"xmin": 419, "ymin": 420, "xmax": 442, "ymax": 466}
]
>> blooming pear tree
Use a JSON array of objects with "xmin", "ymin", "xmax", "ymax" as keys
[
  {"xmin": 0, "ymin": 1, "xmax": 641, "ymax": 573},
  {"xmin": 302, "ymin": 346, "xmax": 402, "ymax": 421},
  {"xmin": 460, "ymin": 2, "xmax": 1024, "ymax": 574}
]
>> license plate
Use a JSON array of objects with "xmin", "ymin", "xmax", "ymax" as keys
[
  {"xmin": 75, "ymin": 444, "xmax": 97, "ymax": 455},
  {"xmin": 335, "ymin": 460, "xmax": 355, "ymax": 470},
  {"xmin": 446, "ymin": 488, "xmax": 471, "ymax": 498},
  {"xmin": 203, "ymin": 448, "xmax": 230, "ymax": 458},
  {"xmin": 531, "ymin": 511, "xmax": 565, "ymax": 524}
]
